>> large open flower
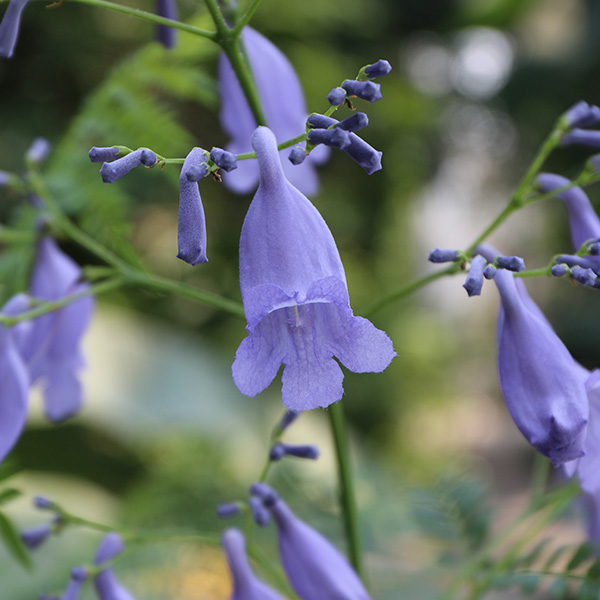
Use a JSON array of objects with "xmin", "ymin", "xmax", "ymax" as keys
[{"xmin": 232, "ymin": 127, "xmax": 395, "ymax": 411}]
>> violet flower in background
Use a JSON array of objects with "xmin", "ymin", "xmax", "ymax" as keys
[
  {"xmin": 563, "ymin": 101, "xmax": 600, "ymax": 129},
  {"xmin": 232, "ymin": 127, "xmax": 395, "ymax": 411},
  {"xmin": 0, "ymin": 0, "xmax": 29, "ymax": 58},
  {"xmin": 94, "ymin": 532, "xmax": 136, "ymax": 600},
  {"xmin": 222, "ymin": 529, "xmax": 286, "ymax": 600},
  {"xmin": 218, "ymin": 27, "xmax": 328, "ymax": 196},
  {"xmin": 60, "ymin": 567, "xmax": 88, "ymax": 600},
  {"xmin": 155, "ymin": 0, "xmax": 178, "ymax": 49},
  {"xmin": 536, "ymin": 173, "xmax": 600, "ymax": 250},
  {"xmin": 477, "ymin": 244, "xmax": 588, "ymax": 466}
]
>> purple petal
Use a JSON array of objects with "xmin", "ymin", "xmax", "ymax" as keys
[
  {"xmin": 0, "ymin": 0, "xmax": 29, "ymax": 58},
  {"xmin": 94, "ymin": 569, "xmax": 136, "ymax": 600},
  {"xmin": 95, "ymin": 532, "xmax": 125, "ymax": 565}
]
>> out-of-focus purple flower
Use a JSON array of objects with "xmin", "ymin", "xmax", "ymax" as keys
[
  {"xmin": 278, "ymin": 410, "xmax": 299, "ymax": 431},
  {"xmin": 17, "ymin": 238, "xmax": 94, "ymax": 422},
  {"xmin": 0, "ymin": 0, "xmax": 29, "ymax": 58},
  {"xmin": 477, "ymin": 244, "xmax": 589, "ymax": 466},
  {"xmin": 94, "ymin": 532, "xmax": 136, "ymax": 600},
  {"xmin": 155, "ymin": 0, "xmax": 178, "ymax": 49},
  {"xmin": 61, "ymin": 567, "xmax": 87, "ymax": 600},
  {"xmin": 463, "ymin": 255, "xmax": 486, "ymax": 297},
  {"xmin": 34, "ymin": 496, "xmax": 53, "ymax": 509},
  {"xmin": 218, "ymin": 27, "xmax": 328, "ymax": 196},
  {"xmin": 483, "ymin": 265, "xmax": 496, "ymax": 280},
  {"xmin": 563, "ymin": 101, "xmax": 600, "ymax": 129},
  {"xmin": 231, "ymin": 128, "xmax": 395, "ymax": 411},
  {"xmin": 262, "ymin": 486, "xmax": 372, "ymax": 600},
  {"xmin": 341, "ymin": 80, "xmax": 382, "ymax": 103},
  {"xmin": 217, "ymin": 503, "xmax": 241, "ymax": 519},
  {"xmin": 269, "ymin": 443, "xmax": 319, "ymax": 461},
  {"xmin": 428, "ymin": 248, "xmax": 460, "ymax": 263},
  {"xmin": 307, "ymin": 114, "xmax": 382, "ymax": 175},
  {"xmin": 536, "ymin": 173, "xmax": 600, "ymax": 250},
  {"xmin": 249, "ymin": 496, "xmax": 270, "ymax": 527},
  {"xmin": 327, "ymin": 87, "xmax": 346, "ymax": 106},
  {"xmin": 0, "ymin": 295, "xmax": 30, "ymax": 465},
  {"xmin": 561, "ymin": 129, "xmax": 600, "ymax": 149},
  {"xmin": 177, "ymin": 148, "xmax": 209, "ymax": 266},
  {"xmin": 363, "ymin": 59, "xmax": 392, "ymax": 79},
  {"xmin": 21, "ymin": 522, "xmax": 52, "ymax": 549},
  {"xmin": 25, "ymin": 138, "xmax": 51, "ymax": 165},
  {"xmin": 99, "ymin": 149, "xmax": 156, "ymax": 184},
  {"xmin": 222, "ymin": 528, "xmax": 286, "ymax": 600}
]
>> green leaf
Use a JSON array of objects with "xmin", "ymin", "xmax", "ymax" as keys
[
  {"xmin": 0, "ymin": 511, "xmax": 31, "ymax": 570},
  {"xmin": 519, "ymin": 538, "xmax": 550, "ymax": 568},
  {"xmin": 0, "ymin": 461, "xmax": 21, "ymax": 484},
  {"xmin": 549, "ymin": 576, "xmax": 569, "ymax": 600},
  {"xmin": 576, "ymin": 580, "xmax": 599, "ymax": 600},
  {"xmin": 586, "ymin": 558, "xmax": 600, "ymax": 582},
  {"xmin": 545, "ymin": 545, "xmax": 571, "ymax": 570},
  {"xmin": 0, "ymin": 488, "xmax": 22, "ymax": 505},
  {"xmin": 567, "ymin": 542, "xmax": 596, "ymax": 571}
]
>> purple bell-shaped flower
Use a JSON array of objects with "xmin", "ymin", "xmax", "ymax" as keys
[
  {"xmin": 232, "ymin": 127, "xmax": 395, "ymax": 411},
  {"xmin": 218, "ymin": 27, "xmax": 328, "ymax": 196},
  {"xmin": 0, "ymin": 0, "xmax": 29, "ymax": 58},
  {"xmin": 94, "ymin": 532, "xmax": 136, "ymax": 600},
  {"xmin": 477, "ymin": 244, "xmax": 588, "ymax": 466},
  {"xmin": 222, "ymin": 528, "xmax": 286, "ymax": 600}
]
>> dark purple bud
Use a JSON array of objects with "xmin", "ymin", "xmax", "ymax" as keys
[
  {"xmin": 249, "ymin": 482, "xmax": 279, "ymax": 508},
  {"xmin": 561, "ymin": 129, "xmax": 600, "ymax": 149},
  {"xmin": 495, "ymin": 256, "xmax": 525, "ymax": 272},
  {"xmin": 25, "ymin": 138, "xmax": 51, "ymax": 165},
  {"xmin": 551, "ymin": 264, "xmax": 568, "ymax": 277},
  {"xmin": 217, "ymin": 503, "xmax": 241, "ymax": 519},
  {"xmin": 21, "ymin": 523, "xmax": 52, "ymax": 549},
  {"xmin": 428, "ymin": 248, "xmax": 460, "ymax": 263},
  {"xmin": 249, "ymin": 496, "xmax": 270, "ymax": 527},
  {"xmin": 279, "ymin": 443, "xmax": 320, "ymax": 460},
  {"xmin": 100, "ymin": 148, "xmax": 156, "ymax": 183},
  {"xmin": 335, "ymin": 112, "xmax": 369, "ymax": 132},
  {"xmin": 307, "ymin": 128, "xmax": 351, "ymax": 150},
  {"xmin": 288, "ymin": 146, "xmax": 306, "ymax": 165},
  {"xmin": 589, "ymin": 242, "xmax": 600, "ymax": 255},
  {"xmin": 363, "ymin": 59, "xmax": 392, "ymax": 79},
  {"xmin": 555, "ymin": 254, "xmax": 600, "ymax": 275},
  {"xmin": 88, "ymin": 147, "xmax": 120, "ymax": 163},
  {"xmin": 278, "ymin": 410, "xmax": 299, "ymax": 431},
  {"xmin": 269, "ymin": 442, "xmax": 286, "ymax": 461},
  {"xmin": 483, "ymin": 265, "xmax": 496, "ymax": 280},
  {"xmin": 34, "ymin": 496, "xmax": 53, "ymax": 509},
  {"xmin": 564, "ymin": 101, "xmax": 600, "ymax": 129},
  {"xmin": 571, "ymin": 266, "xmax": 597, "ymax": 286},
  {"xmin": 185, "ymin": 164, "xmax": 209, "ymax": 182},
  {"xmin": 0, "ymin": 0, "xmax": 29, "ymax": 59},
  {"xmin": 307, "ymin": 113, "xmax": 336, "ymax": 129},
  {"xmin": 327, "ymin": 87, "xmax": 346, "ymax": 106},
  {"xmin": 341, "ymin": 80, "xmax": 382, "ymax": 102},
  {"xmin": 155, "ymin": 0, "xmax": 178, "ymax": 50},
  {"xmin": 70, "ymin": 567, "xmax": 88, "ymax": 582},
  {"xmin": 177, "ymin": 148, "xmax": 208, "ymax": 266},
  {"xmin": 463, "ymin": 255, "xmax": 486, "ymax": 297},
  {"xmin": 210, "ymin": 147, "xmax": 238, "ymax": 172}
]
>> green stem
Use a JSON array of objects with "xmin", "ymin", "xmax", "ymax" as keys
[
  {"xmin": 66, "ymin": 0, "xmax": 217, "ymax": 40},
  {"xmin": 365, "ymin": 264, "xmax": 461, "ymax": 318},
  {"xmin": 0, "ymin": 227, "xmax": 35, "ymax": 244},
  {"xmin": 232, "ymin": 0, "xmax": 263, "ymax": 36},
  {"xmin": 328, "ymin": 402, "xmax": 363, "ymax": 579},
  {"xmin": 465, "ymin": 201, "xmax": 519, "ymax": 256}
]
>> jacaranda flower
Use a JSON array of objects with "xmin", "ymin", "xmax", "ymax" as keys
[
  {"xmin": 94, "ymin": 532, "xmax": 136, "ymax": 600},
  {"xmin": 61, "ymin": 567, "xmax": 88, "ymax": 600},
  {"xmin": 477, "ymin": 244, "xmax": 588, "ymax": 466},
  {"xmin": 155, "ymin": 0, "xmax": 178, "ymax": 49},
  {"xmin": 222, "ymin": 529, "xmax": 285, "ymax": 600},
  {"xmin": 218, "ymin": 27, "xmax": 328, "ymax": 196},
  {"xmin": 254, "ymin": 484, "xmax": 372, "ymax": 600},
  {"xmin": 0, "ymin": 0, "xmax": 29, "ymax": 58},
  {"xmin": 232, "ymin": 127, "xmax": 395, "ymax": 411},
  {"xmin": 563, "ymin": 101, "xmax": 600, "ymax": 129},
  {"xmin": 0, "ymin": 295, "xmax": 29, "ymax": 464}
]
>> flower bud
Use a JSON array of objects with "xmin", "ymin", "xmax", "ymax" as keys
[
  {"xmin": 563, "ymin": 101, "xmax": 600, "ymax": 129},
  {"xmin": 335, "ymin": 112, "xmax": 369, "ymax": 132},
  {"xmin": 551, "ymin": 264, "xmax": 568, "ymax": 277},
  {"xmin": 25, "ymin": 138, "xmax": 51, "ymax": 165},
  {"xmin": 210, "ymin": 147, "xmax": 238, "ymax": 172},
  {"xmin": 571, "ymin": 265, "xmax": 598, "ymax": 287},
  {"xmin": 326, "ymin": 87, "xmax": 346, "ymax": 106},
  {"xmin": 307, "ymin": 128, "xmax": 351, "ymax": 149},
  {"xmin": 561, "ymin": 129, "xmax": 600, "ymax": 148},
  {"xmin": 341, "ymin": 80, "xmax": 382, "ymax": 102},
  {"xmin": 483, "ymin": 265, "xmax": 496, "ymax": 280},
  {"xmin": 278, "ymin": 410, "xmax": 300, "ymax": 431},
  {"xmin": 88, "ymin": 147, "xmax": 121, "ymax": 163},
  {"xmin": 495, "ymin": 256, "xmax": 525, "ymax": 272},
  {"xmin": 363, "ymin": 59, "xmax": 392, "ymax": 79},
  {"xmin": 21, "ymin": 523, "xmax": 52, "ymax": 549},
  {"xmin": 428, "ymin": 248, "xmax": 460, "ymax": 263},
  {"xmin": 288, "ymin": 146, "xmax": 306, "ymax": 165},
  {"xmin": 249, "ymin": 496, "xmax": 270, "ymax": 527},
  {"xmin": 249, "ymin": 482, "xmax": 279, "ymax": 507},
  {"xmin": 463, "ymin": 255, "xmax": 486, "ymax": 297},
  {"xmin": 99, "ymin": 148, "xmax": 156, "ymax": 183},
  {"xmin": 217, "ymin": 503, "xmax": 241, "ymax": 519}
]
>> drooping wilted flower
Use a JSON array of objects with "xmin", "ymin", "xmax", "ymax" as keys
[
  {"xmin": 232, "ymin": 127, "xmax": 395, "ymax": 411},
  {"xmin": 218, "ymin": 27, "xmax": 328, "ymax": 196},
  {"xmin": 155, "ymin": 0, "xmax": 178, "ymax": 49},
  {"xmin": 0, "ymin": 0, "xmax": 29, "ymax": 58},
  {"xmin": 477, "ymin": 244, "xmax": 588, "ymax": 466},
  {"xmin": 222, "ymin": 529, "xmax": 285, "ymax": 600}
]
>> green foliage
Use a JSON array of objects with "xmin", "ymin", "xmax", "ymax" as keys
[{"xmin": 0, "ymin": 512, "xmax": 30, "ymax": 570}]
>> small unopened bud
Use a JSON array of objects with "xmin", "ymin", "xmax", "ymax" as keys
[
  {"xmin": 288, "ymin": 146, "xmax": 306, "ymax": 165},
  {"xmin": 341, "ymin": 80, "xmax": 382, "ymax": 102},
  {"xmin": 326, "ymin": 87, "xmax": 346, "ymax": 106},
  {"xmin": 249, "ymin": 496, "xmax": 270, "ymax": 527},
  {"xmin": 25, "ymin": 138, "xmax": 51, "ymax": 165},
  {"xmin": 278, "ymin": 410, "xmax": 299, "ymax": 431},
  {"xmin": 70, "ymin": 566, "xmax": 88, "ymax": 582},
  {"xmin": 210, "ymin": 148, "xmax": 237, "ymax": 172},
  {"xmin": 495, "ymin": 256, "xmax": 526, "ymax": 272},
  {"xmin": 571, "ymin": 265, "xmax": 597, "ymax": 286},
  {"xmin": 307, "ymin": 128, "xmax": 351, "ymax": 149},
  {"xmin": 563, "ymin": 101, "xmax": 600, "ymax": 129},
  {"xmin": 463, "ymin": 255, "xmax": 486, "ymax": 297},
  {"xmin": 335, "ymin": 112, "xmax": 369, "ymax": 132},
  {"xmin": 281, "ymin": 444, "xmax": 320, "ymax": 460},
  {"xmin": 89, "ymin": 146, "xmax": 121, "ymax": 163},
  {"xmin": 100, "ymin": 148, "xmax": 157, "ymax": 183},
  {"xmin": 551, "ymin": 264, "xmax": 568, "ymax": 277},
  {"xmin": 589, "ymin": 242, "xmax": 600, "ymax": 256},
  {"xmin": 483, "ymin": 265, "xmax": 496, "ymax": 280},
  {"xmin": 428, "ymin": 248, "xmax": 460, "ymax": 263},
  {"xmin": 363, "ymin": 59, "xmax": 392, "ymax": 79},
  {"xmin": 217, "ymin": 503, "xmax": 241, "ymax": 519},
  {"xmin": 269, "ymin": 443, "xmax": 286, "ymax": 461},
  {"xmin": 561, "ymin": 129, "xmax": 600, "ymax": 149},
  {"xmin": 249, "ymin": 482, "xmax": 279, "ymax": 508},
  {"xmin": 185, "ymin": 163, "xmax": 209, "ymax": 182}
]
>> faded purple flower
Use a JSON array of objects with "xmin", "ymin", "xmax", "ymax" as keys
[
  {"xmin": 218, "ymin": 27, "xmax": 328, "ymax": 196},
  {"xmin": 477, "ymin": 244, "xmax": 588, "ymax": 466},
  {"xmin": 177, "ymin": 148, "xmax": 209, "ymax": 266},
  {"xmin": 155, "ymin": 0, "xmax": 178, "ymax": 49},
  {"xmin": 536, "ymin": 173, "xmax": 600, "ymax": 250},
  {"xmin": 222, "ymin": 528, "xmax": 285, "ymax": 600},
  {"xmin": 94, "ymin": 532, "xmax": 136, "ymax": 600},
  {"xmin": 264, "ymin": 487, "xmax": 372, "ymax": 600},
  {"xmin": 231, "ymin": 127, "xmax": 395, "ymax": 411},
  {"xmin": 0, "ymin": 0, "xmax": 29, "ymax": 58}
]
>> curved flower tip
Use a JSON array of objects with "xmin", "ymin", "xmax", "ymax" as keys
[
  {"xmin": 155, "ymin": 0, "xmax": 178, "ymax": 49},
  {"xmin": 222, "ymin": 529, "xmax": 286, "ymax": 600},
  {"xmin": 232, "ymin": 127, "xmax": 394, "ymax": 411},
  {"xmin": 484, "ymin": 244, "xmax": 589, "ymax": 466},
  {"xmin": 177, "ymin": 148, "xmax": 208, "ymax": 266},
  {"xmin": 218, "ymin": 27, "xmax": 328, "ymax": 196},
  {"xmin": 536, "ymin": 173, "xmax": 600, "ymax": 251},
  {"xmin": 268, "ymin": 496, "xmax": 372, "ymax": 600},
  {"xmin": 0, "ymin": 0, "xmax": 29, "ymax": 58}
]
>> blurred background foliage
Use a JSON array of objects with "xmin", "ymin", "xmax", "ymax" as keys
[{"xmin": 1, "ymin": 0, "xmax": 600, "ymax": 598}]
